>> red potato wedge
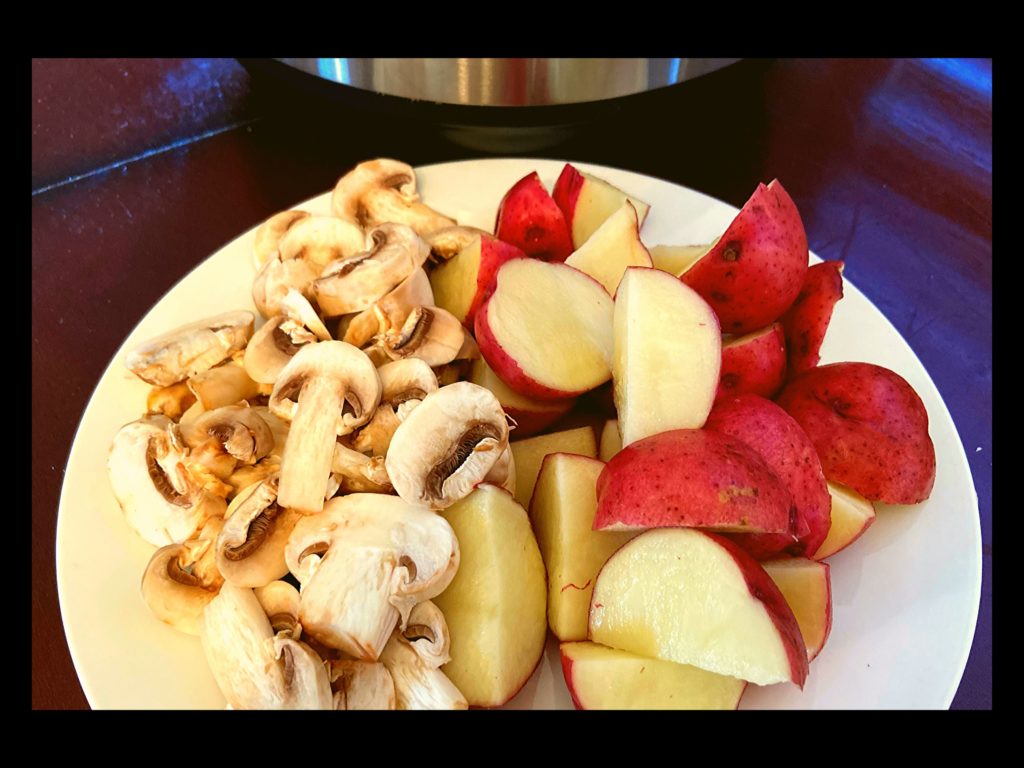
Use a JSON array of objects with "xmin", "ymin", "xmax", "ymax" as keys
[
  {"xmin": 780, "ymin": 260, "xmax": 845, "ymax": 378},
  {"xmin": 681, "ymin": 180, "xmax": 809, "ymax": 335},
  {"xmin": 552, "ymin": 163, "xmax": 651, "ymax": 249},
  {"xmin": 564, "ymin": 201, "xmax": 653, "ymax": 295},
  {"xmin": 475, "ymin": 258, "xmax": 614, "ymax": 401},
  {"xmin": 429, "ymin": 233, "xmax": 526, "ymax": 329},
  {"xmin": 593, "ymin": 429, "xmax": 793, "ymax": 534},
  {"xmin": 589, "ymin": 528, "xmax": 809, "ymax": 688},
  {"xmin": 434, "ymin": 484, "xmax": 547, "ymax": 708},
  {"xmin": 510, "ymin": 425, "xmax": 598, "ymax": 511},
  {"xmin": 529, "ymin": 454, "xmax": 637, "ymax": 641},
  {"xmin": 560, "ymin": 641, "xmax": 746, "ymax": 710},
  {"xmin": 705, "ymin": 394, "xmax": 831, "ymax": 559},
  {"xmin": 716, "ymin": 322, "xmax": 788, "ymax": 403},
  {"xmin": 813, "ymin": 481, "xmax": 876, "ymax": 560},
  {"xmin": 762, "ymin": 558, "xmax": 832, "ymax": 662},
  {"xmin": 649, "ymin": 243, "xmax": 713, "ymax": 277},
  {"xmin": 494, "ymin": 171, "xmax": 573, "ymax": 262},
  {"xmin": 775, "ymin": 362, "xmax": 936, "ymax": 504}
]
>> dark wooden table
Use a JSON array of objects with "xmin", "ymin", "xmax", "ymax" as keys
[{"xmin": 31, "ymin": 58, "xmax": 992, "ymax": 709}]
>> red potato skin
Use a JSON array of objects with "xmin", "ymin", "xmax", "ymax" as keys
[
  {"xmin": 775, "ymin": 363, "xmax": 936, "ymax": 504},
  {"xmin": 474, "ymin": 297, "xmax": 594, "ymax": 402},
  {"xmin": 593, "ymin": 429, "xmax": 793, "ymax": 534},
  {"xmin": 681, "ymin": 180, "xmax": 809, "ymax": 335},
  {"xmin": 494, "ymin": 172, "xmax": 574, "ymax": 262},
  {"xmin": 706, "ymin": 394, "xmax": 831, "ymax": 560},
  {"xmin": 559, "ymin": 650, "xmax": 587, "ymax": 710},
  {"xmin": 716, "ymin": 323, "xmax": 788, "ymax": 403},
  {"xmin": 780, "ymin": 260, "xmax": 845, "ymax": 378},
  {"xmin": 463, "ymin": 235, "xmax": 527, "ymax": 330},
  {"xmin": 552, "ymin": 163, "xmax": 585, "ymax": 226}
]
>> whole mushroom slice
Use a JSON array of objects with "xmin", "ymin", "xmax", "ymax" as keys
[
  {"xmin": 343, "ymin": 268, "xmax": 434, "ymax": 349},
  {"xmin": 216, "ymin": 473, "xmax": 301, "ymax": 588},
  {"xmin": 253, "ymin": 210, "xmax": 310, "ymax": 268},
  {"xmin": 379, "ymin": 601, "xmax": 467, "ymax": 710},
  {"xmin": 312, "ymin": 223, "xmax": 430, "ymax": 317},
  {"xmin": 377, "ymin": 305, "xmax": 467, "ymax": 368},
  {"xmin": 270, "ymin": 341, "xmax": 382, "ymax": 513},
  {"xmin": 109, "ymin": 416, "xmax": 227, "ymax": 547},
  {"xmin": 284, "ymin": 494, "xmax": 460, "ymax": 661},
  {"xmin": 252, "ymin": 254, "xmax": 320, "ymax": 319},
  {"xmin": 124, "ymin": 311, "xmax": 255, "ymax": 388},
  {"xmin": 254, "ymin": 580, "xmax": 302, "ymax": 639},
  {"xmin": 199, "ymin": 584, "xmax": 333, "ymax": 710},
  {"xmin": 140, "ymin": 517, "xmax": 225, "ymax": 635},
  {"xmin": 385, "ymin": 382, "xmax": 510, "ymax": 510},
  {"xmin": 277, "ymin": 215, "xmax": 366, "ymax": 269},
  {"xmin": 329, "ymin": 660, "xmax": 397, "ymax": 710},
  {"xmin": 331, "ymin": 158, "xmax": 457, "ymax": 237}
]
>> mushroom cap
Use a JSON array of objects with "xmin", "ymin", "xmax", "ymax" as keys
[
  {"xmin": 329, "ymin": 660, "xmax": 397, "ymax": 710},
  {"xmin": 124, "ymin": 311, "xmax": 254, "ymax": 388},
  {"xmin": 379, "ymin": 602, "xmax": 467, "ymax": 710},
  {"xmin": 140, "ymin": 518, "xmax": 224, "ymax": 636},
  {"xmin": 269, "ymin": 341, "xmax": 382, "ymax": 437},
  {"xmin": 193, "ymin": 405, "xmax": 275, "ymax": 464},
  {"xmin": 199, "ymin": 584, "xmax": 333, "ymax": 710},
  {"xmin": 331, "ymin": 159, "xmax": 457, "ymax": 237},
  {"xmin": 252, "ymin": 254, "xmax": 319, "ymax": 319},
  {"xmin": 378, "ymin": 305, "xmax": 467, "ymax": 368},
  {"xmin": 342, "ymin": 267, "xmax": 434, "ymax": 349},
  {"xmin": 385, "ymin": 382, "xmax": 510, "ymax": 510},
  {"xmin": 254, "ymin": 580, "xmax": 302, "ymax": 638},
  {"xmin": 108, "ymin": 416, "xmax": 226, "ymax": 547},
  {"xmin": 312, "ymin": 223, "xmax": 430, "ymax": 317},
  {"xmin": 284, "ymin": 494, "xmax": 460, "ymax": 661},
  {"xmin": 277, "ymin": 215, "xmax": 365, "ymax": 269},
  {"xmin": 253, "ymin": 210, "xmax": 310, "ymax": 268},
  {"xmin": 424, "ymin": 225, "xmax": 490, "ymax": 264},
  {"xmin": 216, "ymin": 473, "xmax": 301, "ymax": 588}
]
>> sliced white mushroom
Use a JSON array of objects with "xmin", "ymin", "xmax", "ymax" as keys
[
  {"xmin": 140, "ymin": 517, "xmax": 225, "ymax": 635},
  {"xmin": 277, "ymin": 215, "xmax": 366, "ymax": 269},
  {"xmin": 146, "ymin": 381, "xmax": 197, "ymax": 422},
  {"xmin": 377, "ymin": 305, "xmax": 466, "ymax": 368},
  {"xmin": 227, "ymin": 457, "xmax": 281, "ymax": 499},
  {"xmin": 252, "ymin": 254, "xmax": 320, "ymax": 319},
  {"xmin": 329, "ymin": 660, "xmax": 397, "ymax": 710},
  {"xmin": 432, "ymin": 333, "xmax": 481, "ymax": 387},
  {"xmin": 379, "ymin": 601, "xmax": 467, "ymax": 710},
  {"xmin": 423, "ymin": 225, "xmax": 490, "ymax": 265},
  {"xmin": 199, "ymin": 584, "xmax": 333, "ymax": 710},
  {"xmin": 254, "ymin": 580, "xmax": 302, "ymax": 639},
  {"xmin": 284, "ymin": 494, "xmax": 460, "ymax": 661},
  {"xmin": 253, "ymin": 210, "xmax": 311, "ymax": 268},
  {"xmin": 385, "ymin": 382, "xmax": 510, "ymax": 510},
  {"xmin": 108, "ymin": 416, "xmax": 226, "ymax": 547},
  {"xmin": 349, "ymin": 359, "xmax": 438, "ymax": 455},
  {"xmin": 124, "ymin": 311, "xmax": 254, "ymax": 388},
  {"xmin": 311, "ymin": 223, "xmax": 430, "ymax": 317},
  {"xmin": 216, "ymin": 473, "xmax": 301, "ymax": 588},
  {"xmin": 342, "ymin": 268, "xmax": 434, "ymax": 349},
  {"xmin": 187, "ymin": 362, "xmax": 261, "ymax": 413},
  {"xmin": 331, "ymin": 158, "xmax": 456, "ymax": 237},
  {"xmin": 269, "ymin": 341, "xmax": 382, "ymax": 513},
  {"xmin": 248, "ymin": 406, "xmax": 290, "ymax": 460},
  {"xmin": 192, "ymin": 405, "xmax": 274, "ymax": 465}
]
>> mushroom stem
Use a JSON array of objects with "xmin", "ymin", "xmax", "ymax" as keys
[{"xmin": 278, "ymin": 376, "xmax": 344, "ymax": 513}]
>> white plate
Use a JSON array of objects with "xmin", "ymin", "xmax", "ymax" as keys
[{"xmin": 57, "ymin": 158, "xmax": 982, "ymax": 709}]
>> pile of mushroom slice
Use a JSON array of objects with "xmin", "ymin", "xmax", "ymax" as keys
[{"xmin": 108, "ymin": 158, "xmax": 524, "ymax": 710}]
